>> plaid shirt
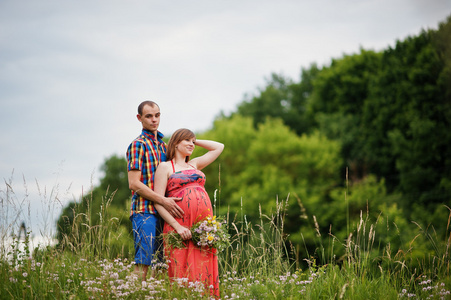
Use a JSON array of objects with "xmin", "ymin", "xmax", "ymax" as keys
[{"xmin": 127, "ymin": 129, "xmax": 167, "ymax": 217}]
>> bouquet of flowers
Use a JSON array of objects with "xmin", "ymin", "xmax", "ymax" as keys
[{"xmin": 163, "ymin": 216, "xmax": 230, "ymax": 253}]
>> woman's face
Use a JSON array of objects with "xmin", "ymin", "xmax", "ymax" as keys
[{"xmin": 176, "ymin": 137, "xmax": 196, "ymax": 156}]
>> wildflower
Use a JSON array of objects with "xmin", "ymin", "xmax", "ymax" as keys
[
  {"xmin": 207, "ymin": 233, "xmax": 214, "ymax": 242},
  {"xmin": 22, "ymin": 272, "xmax": 28, "ymax": 277},
  {"xmin": 164, "ymin": 215, "xmax": 230, "ymax": 252}
]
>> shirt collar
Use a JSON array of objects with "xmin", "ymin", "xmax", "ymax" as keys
[{"xmin": 142, "ymin": 129, "xmax": 164, "ymax": 141}]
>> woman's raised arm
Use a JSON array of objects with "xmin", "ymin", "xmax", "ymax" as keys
[{"xmin": 190, "ymin": 140, "xmax": 224, "ymax": 170}]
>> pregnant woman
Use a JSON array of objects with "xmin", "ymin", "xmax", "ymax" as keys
[{"xmin": 153, "ymin": 128, "xmax": 224, "ymax": 298}]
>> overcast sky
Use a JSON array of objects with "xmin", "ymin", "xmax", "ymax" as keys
[{"xmin": 1, "ymin": 0, "xmax": 450, "ymax": 241}]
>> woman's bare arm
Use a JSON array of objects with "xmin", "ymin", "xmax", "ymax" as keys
[
  {"xmin": 190, "ymin": 140, "xmax": 224, "ymax": 170},
  {"xmin": 154, "ymin": 163, "xmax": 191, "ymax": 240}
]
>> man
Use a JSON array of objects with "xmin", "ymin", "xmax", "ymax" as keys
[{"xmin": 126, "ymin": 100, "xmax": 183, "ymax": 281}]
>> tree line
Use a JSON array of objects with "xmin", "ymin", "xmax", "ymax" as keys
[{"xmin": 57, "ymin": 16, "xmax": 451, "ymax": 264}]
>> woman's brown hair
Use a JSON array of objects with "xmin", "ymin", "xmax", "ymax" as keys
[{"xmin": 166, "ymin": 128, "xmax": 196, "ymax": 162}]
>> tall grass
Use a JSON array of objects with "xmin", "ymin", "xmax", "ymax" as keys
[
  {"xmin": 58, "ymin": 187, "xmax": 123, "ymax": 258},
  {"xmin": 1, "ymin": 178, "xmax": 450, "ymax": 299},
  {"xmin": 221, "ymin": 196, "xmax": 293, "ymax": 277}
]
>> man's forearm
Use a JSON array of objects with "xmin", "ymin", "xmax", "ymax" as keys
[{"xmin": 130, "ymin": 180, "xmax": 165, "ymax": 205}]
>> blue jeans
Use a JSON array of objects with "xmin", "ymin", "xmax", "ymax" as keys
[{"xmin": 131, "ymin": 213, "xmax": 162, "ymax": 266}]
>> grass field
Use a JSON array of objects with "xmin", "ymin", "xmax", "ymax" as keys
[{"xmin": 1, "ymin": 183, "xmax": 450, "ymax": 299}]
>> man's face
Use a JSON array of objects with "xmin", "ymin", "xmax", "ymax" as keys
[{"xmin": 137, "ymin": 104, "xmax": 160, "ymax": 134}]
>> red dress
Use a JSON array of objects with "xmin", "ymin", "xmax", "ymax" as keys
[{"xmin": 163, "ymin": 165, "xmax": 220, "ymax": 298}]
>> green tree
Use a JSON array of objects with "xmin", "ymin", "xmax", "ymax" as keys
[
  {"xmin": 56, "ymin": 155, "xmax": 133, "ymax": 257},
  {"xmin": 305, "ymin": 49, "xmax": 382, "ymax": 180},
  {"xmin": 235, "ymin": 66, "xmax": 320, "ymax": 136},
  {"xmin": 237, "ymin": 73, "xmax": 293, "ymax": 128},
  {"xmin": 193, "ymin": 115, "xmax": 258, "ymax": 215},
  {"xmin": 362, "ymin": 19, "xmax": 451, "ymax": 214},
  {"xmin": 97, "ymin": 154, "xmax": 130, "ymax": 207},
  {"xmin": 196, "ymin": 116, "xmax": 343, "ymax": 250},
  {"xmin": 287, "ymin": 64, "xmax": 321, "ymax": 134}
]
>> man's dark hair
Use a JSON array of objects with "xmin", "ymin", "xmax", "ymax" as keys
[{"xmin": 138, "ymin": 101, "xmax": 159, "ymax": 115}]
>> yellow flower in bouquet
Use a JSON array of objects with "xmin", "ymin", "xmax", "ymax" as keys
[{"xmin": 163, "ymin": 215, "xmax": 230, "ymax": 253}]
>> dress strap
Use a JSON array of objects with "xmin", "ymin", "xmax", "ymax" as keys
[{"xmin": 171, "ymin": 160, "xmax": 176, "ymax": 173}]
